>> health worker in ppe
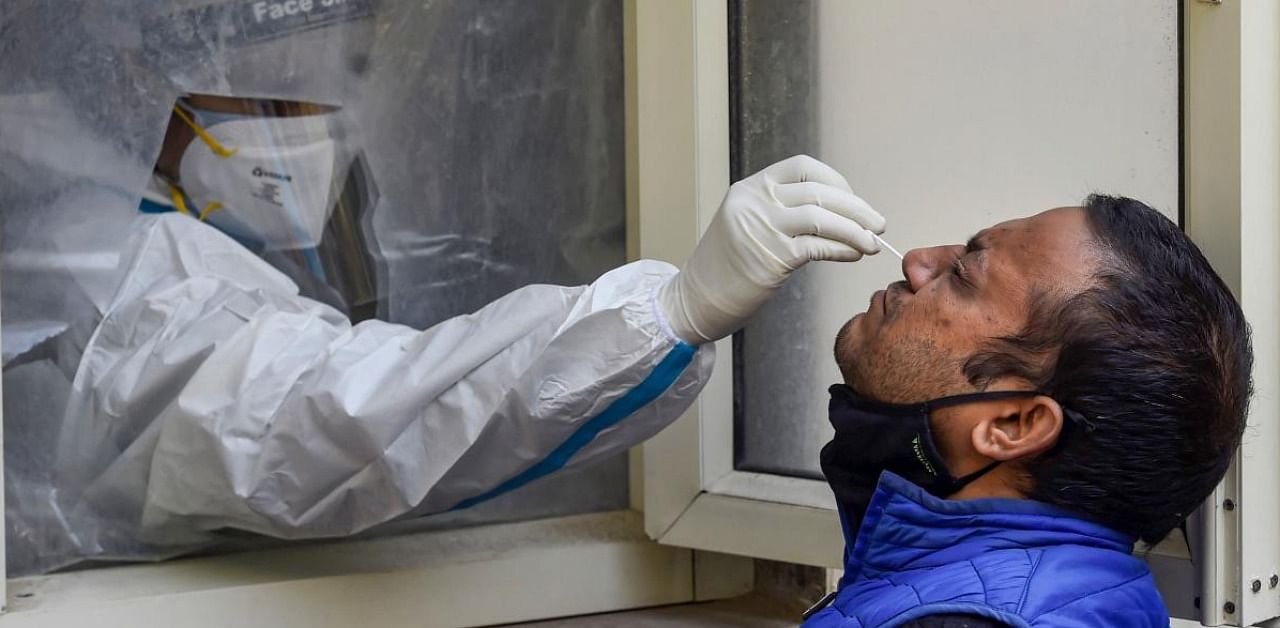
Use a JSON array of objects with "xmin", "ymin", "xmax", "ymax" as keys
[{"xmin": 52, "ymin": 93, "xmax": 888, "ymax": 558}]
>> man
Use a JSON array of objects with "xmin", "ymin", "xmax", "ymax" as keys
[{"xmin": 805, "ymin": 196, "xmax": 1251, "ymax": 627}]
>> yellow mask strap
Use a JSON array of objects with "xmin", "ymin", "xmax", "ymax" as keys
[
  {"xmin": 198, "ymin": 201, "xmax": 224, "ymax": 222},
  {"xmin": 168, "ymin": 184, "xmax": 191, "ymax": 216},
  {"xmin": 168, "ymin": 184, "xmax": 223, "ymax": 222},
  {"xmin": 173, "ymin": 105, "xmax": 238, "ymax": 158}
]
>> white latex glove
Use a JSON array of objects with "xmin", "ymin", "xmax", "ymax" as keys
[{"xmin": 658, "ymin": 155, "xmax": 886, "ymax": 344}]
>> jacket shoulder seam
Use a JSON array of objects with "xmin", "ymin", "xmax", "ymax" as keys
[
  {"xmin": 1028, "ymin": 572, "xmax": 1150, "ymax": 620},
  {"xmin": 968, "ymin": 558, "xmax": 990, "ymax": 601},
  {"xmin": 1014, "ymin": 549, "xmax": 1042, "ymax": 614}
]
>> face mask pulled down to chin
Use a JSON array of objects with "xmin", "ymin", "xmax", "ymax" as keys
[{"xmin": 820, "ymin": 383, "xmax": 1049, "ymax": 527}]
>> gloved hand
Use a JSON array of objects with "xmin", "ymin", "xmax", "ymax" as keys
[{"xmin": 658, "ymin": 155, "xmax": 886, "ymax": 344}]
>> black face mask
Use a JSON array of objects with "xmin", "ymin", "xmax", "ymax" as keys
[{"xmin": 819, "ymin": 383, "xmax": 1094, "ymax": 527}]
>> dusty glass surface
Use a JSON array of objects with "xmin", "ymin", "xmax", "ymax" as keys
[
  {"xmin": 731, "ymin": 0, "xmax": 828, "ymax": 479},
  {"xmin": 1, "ymin": 0, "xmax": 626, "ymax": 575}
]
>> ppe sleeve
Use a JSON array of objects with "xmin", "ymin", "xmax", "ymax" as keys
[{"xmin": 61, "ymin": 214, "xmax": 714, "ymax": 540}]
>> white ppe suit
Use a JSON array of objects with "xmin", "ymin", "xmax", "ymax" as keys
[
  {"xmin": 57, "ymin": 213, "xmax": 712, "ymax": 544},
  {"xmin": 47, "ymin": 153, "xmax": 883, "ymax": 561}
]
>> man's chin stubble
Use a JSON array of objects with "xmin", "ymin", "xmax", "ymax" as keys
[
  {"xmin": 836, "ymin": 332, "xmax": 968, "ymax": 404},
  {"xmin": 833, "ymin": 316, "xmax": 860, "ymax": 384}
]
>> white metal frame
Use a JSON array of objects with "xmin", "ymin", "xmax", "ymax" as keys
[
  {"xmin": 0, "ymin": 512, "xmax": 696, "ymax": 628},
  {"xmin": 640, "ymin": 2, "xmax": 1280, "ymax": 626},
  {"xmin": 636, "ymin": 0, "xmax": 845, "ymax": 570},
  {"xmin": 1183, "ymin": 1, "xmax": 1280, "ymax": 625}
]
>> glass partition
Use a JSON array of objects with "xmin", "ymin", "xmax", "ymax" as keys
[{"xmin": 0, "ymin": 0, "xmax": 626, "ymax": 576}]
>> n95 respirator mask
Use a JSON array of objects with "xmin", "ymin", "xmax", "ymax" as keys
[{"xmin": 177, "ymin": 107, "xmax": 344, "ymax": 251}]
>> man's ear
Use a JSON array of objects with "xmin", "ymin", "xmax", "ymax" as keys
[{"xmin": 970, "ymin": 395, "xmax": 1063, "ymax": 462}]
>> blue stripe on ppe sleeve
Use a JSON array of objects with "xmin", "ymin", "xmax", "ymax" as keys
[{"xmin": 451, "ymin": 341, "xmax": 699, "ymax": 511}]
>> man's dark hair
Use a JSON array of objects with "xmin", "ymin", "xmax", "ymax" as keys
[{"xmin": 964, "ymin": 194, "xmax": 1253, "ymax": 543}]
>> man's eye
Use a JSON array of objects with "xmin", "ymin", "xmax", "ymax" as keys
[{"xmin": 950, "ymin": 259, "xmax": 972, "ymax": 286}]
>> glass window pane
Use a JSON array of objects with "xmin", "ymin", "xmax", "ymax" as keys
[
  {"xmin": 1, "ymin": 0, "xmax": 625, "ymax": 575},
  {"xmin": 730, "ymin": 0, "xmax": 827, "ymax": 479}
]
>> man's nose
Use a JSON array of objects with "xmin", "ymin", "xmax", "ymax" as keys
[{"xmin": 903, "ymin": 244, "xmax": 966, "ymax": 292}]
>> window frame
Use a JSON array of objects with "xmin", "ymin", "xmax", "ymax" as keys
[
  {"xmin": 0, "ymin": 512, "xmax": 710, "ymax": 627},
  {"xmin": 1182, "ymin": 1, "xmax": 1280, "ymax": 625},
  {"xmin": 633, "ymin": 0, "xmax": 844, "ymax": 570}
]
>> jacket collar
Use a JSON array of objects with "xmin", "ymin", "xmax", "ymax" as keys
[{"xmin": 843, "ymin": 471, "xmax": 1137, "ymax": 576}]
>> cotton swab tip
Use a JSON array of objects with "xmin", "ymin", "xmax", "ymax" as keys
[{"xmin": 872, "ymin": 233, "xmax": 904, "ymax": 260}]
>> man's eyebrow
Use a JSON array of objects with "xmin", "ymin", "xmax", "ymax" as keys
[
  {"xmin": 965, "ymin": 231, "xmax": 992, "ymax": 253},
  {"xmin": 964, "ymin": 230, "xmax": 994, "ymax": 273}
]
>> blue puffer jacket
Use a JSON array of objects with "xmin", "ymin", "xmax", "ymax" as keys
[{"xmin": 803, "ymin": 472, "xmax": 1169, "ymax": 628}]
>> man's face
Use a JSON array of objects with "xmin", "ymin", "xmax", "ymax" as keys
[{"xmin": 834, "ymin": 207, "xmax": 1098, "ymax": 403}]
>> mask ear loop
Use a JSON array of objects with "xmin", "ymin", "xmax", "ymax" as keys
[
  {"xmin": 170, "ymin": 104, "xmax": 232, "ymax": 221},
  {"xmin": 921, "ymin": 390, "xmax": 1098, "ymax": 491},
  {"xmin": 168, "ymin": 184, "xmax": 223, "ymax": 222},
  {"xmin": 197, "ymin": 202, "xmax": 224, "ymax": 222},
  {"xmin": 1061, "ymin": 407, "xmax": 1098, "ymax": 432},
  {"xmin": 949, "ymin": 459, "xmax": 1002, "ymax": 492},
  {"xmin": 172, "ymin": 104, "xmax": 238, "ymax": 158},
  {"xmin": 924, "ymin": 390, "xmax": 1099, "ymax": 433},
  {"xmin": 167, "ymin": 184, "xmax": 190, "ymax": 216}
]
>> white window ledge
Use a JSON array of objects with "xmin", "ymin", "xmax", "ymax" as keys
[{"xmin": 1, "ymin": 511, "xmax": 697, "ymax": 628}]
